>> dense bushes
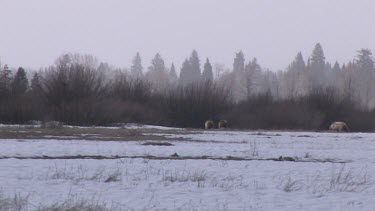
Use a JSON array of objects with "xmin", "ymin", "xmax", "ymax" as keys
[{"xmin": 1, "ymin": 53, "xmax": 375, "ymax": 131}]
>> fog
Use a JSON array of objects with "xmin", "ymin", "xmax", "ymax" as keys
[{"xmin": 0, "ymin": 0, "xmax": 374, "ymax": 70}]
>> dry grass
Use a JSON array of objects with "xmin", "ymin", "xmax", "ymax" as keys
[{"xmin": 0, "ymin": 126, "xmax": 187, "ymax": 141}]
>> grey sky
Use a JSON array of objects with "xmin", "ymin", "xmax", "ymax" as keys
[{"xmin": 0, "ymin": 0, "xmax": 374, "ymax": 71}]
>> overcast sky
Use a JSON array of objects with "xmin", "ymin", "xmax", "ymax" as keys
[{"xmin": 0, "ymin": 0, "xmax": 374, "ymax": 71}]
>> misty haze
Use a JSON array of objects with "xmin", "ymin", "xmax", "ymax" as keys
[{"xmin": 0, "ymin": 1, "xmax": 375, "ymax": 210}]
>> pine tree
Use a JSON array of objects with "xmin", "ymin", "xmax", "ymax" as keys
[
  {"xmin": 31, "ymin": 72, "xmax": 43, "ymax": 93},
  {"xmin": 333, "ymin": 61, "xmax": 341, "ymax": 72},
  {"xmin": 146, "ymin": 53, "xmax": 168, "ymax": 92},
  {"xmin": 148, "ymin": 53, "xmax": 165, "ymax": 73},
  {"xmin": 310, "ymin": 43, "xmax": 326, "ymax": 72},
  {"xmin": 356, "ymin": 49, "xmax": 374, "ymax": 72},
  {"xmin": 12, "ymin": 67, "xmax": 29, "ymax": 96},
  {"xmin": 188, "ymin": 50, "xmax": 201, "ymax": 82},
  {"xmin": 0, "ymin": 64, "xmax": 12, "ymax": 97},
  {"xmin": 202, "ymin": 58, "xmax": 213, "ymax": 82},
  {"xmin": 179, "ymin": 59, "xmax": 192, "ymax": 86},
  {"xmin": 169, "ymin": 63, "xmax": 178, "ymax": 83},
  {"xmin": 131, "ymin": 52, "xmax": 143, "ymax": 78},
  {"xmin": 290, "ymin": 52, "xmax": 305, "ymax": 72},
  {"xmin": 233, "ymin": 51, "xmax": 245, "ymax": 72}
]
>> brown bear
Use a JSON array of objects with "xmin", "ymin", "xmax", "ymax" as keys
[
  {"xmin": 205, "ymin": 120, "xmax": 214, "ymax": 129},
  {"xmin": 218, "ymin": 120, "xmax": 228, "ymax": 129},
  {"xmin": 329, "ymin": 122, "xmax": 349, "ymax": 132}
]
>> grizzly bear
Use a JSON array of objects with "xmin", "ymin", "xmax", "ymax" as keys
[
  {"xmin": 218, "ymin": 120, "xmax": 228, "ymax": 129},
  {"xmin": 205, "ymin": 120, "xmax": 214, "ymax": 129},
  {"xmin": 329, "ymin": 122, "xmax": 349, "ymax": 132}
]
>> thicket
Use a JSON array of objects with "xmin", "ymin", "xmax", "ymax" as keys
[{"xmin": 0, "ymin": 44, "xmax": 375, "ymax": 131}]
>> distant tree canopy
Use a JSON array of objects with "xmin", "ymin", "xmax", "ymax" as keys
[{"xmin": 0, "ymin": 43, "xmax": 375, "ymax": 130}]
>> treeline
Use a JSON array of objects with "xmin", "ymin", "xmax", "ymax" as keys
[{"xmin": 0, "ymin": 43, "xmax": 375, "ymax": 131}]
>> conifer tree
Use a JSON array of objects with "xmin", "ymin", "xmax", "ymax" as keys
[
  {"xmin": 356, "ymin": 49, "xmax": 374, "ymax": 72},
  {"xmin": 12, "ymin": 67, "xmax": 29, "ymax": 96},
  {"xmin": 233, "ymin": 51, "xmax": 245, "ymax": 72},
  {"xmin": 310, "ymin": 43, "xmax": 326, "ymax": 72},
  {"xmin": 169, "ymin": 63, "xmax": 178, "ymax": 83},
  {"xmin": 188, "ymin": 50, "xmax": 201, "ymax": 82},
  {"xmin": 202, "ymin": 58, "xmax": 213, "ymax": 82},
  {"xmin": 131, "ymin": 52, "xmax": 143, "ymax": 78}
]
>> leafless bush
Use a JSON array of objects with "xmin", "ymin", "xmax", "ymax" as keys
[{"xmin": 162, "ymin": 81, "xmax": 232, "ymax": 128}]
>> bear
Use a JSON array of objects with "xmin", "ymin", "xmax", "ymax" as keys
[
  {"xmin": 218, "ymin": 120, "xmax": 228, "ymax": 129},
  {"xmin": 205, "ymin": 120, "xmax": 214, "ymax": 129},
  {"xmin": 329, "ymin": 122, "xmax": 349, "ymax": 132}
]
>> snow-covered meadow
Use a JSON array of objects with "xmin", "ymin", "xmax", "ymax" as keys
[{"xmin": 1, "ymin": 125, "xmax": 375, "ymax": 210}]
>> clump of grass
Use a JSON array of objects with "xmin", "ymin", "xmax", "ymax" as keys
[
  {"xmin": 277, "ymin": 175, "xmax": 303, "ymax": 192},
  {"xmin": 328, "ymin": 165, "xmax": 371, "ymax": 192},
  {"xmin": 45, "ymin": 164, "xmax": 122, "ymax": 183},
  {"xmin": 104, "ymin": 170, "xmax": 122, "ymax": 183},
  {"xmin": 0, "ymin": 193, "xmax": 29, "ymax": 211}
]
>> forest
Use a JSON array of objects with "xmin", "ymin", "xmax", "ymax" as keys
[{"xmin": 0, "ymin": 43, "xmax": 374, "ymax": 131}]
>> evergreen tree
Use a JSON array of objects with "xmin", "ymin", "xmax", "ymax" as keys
[
  {"xmin": 179, "ymin": 59, "xmax": 192, "ymax": 86},
  {"xmin": 12, "ymin": 67, "xmax": 29, "ymax": 96},
  {"xmin": 202, "ymin": 58, "xmax": 213, "ymax": 81},
  {"xmin": 233, "ymin": 51, "xmax": 245, "ymax": 72},
  {"xmin": 310, "ymin": 43, "xmax": 326, "ymax": 72},
  {"xmin": 289, "ymin": 52, "xmax": 306, "ymax": 72},
  {"xmin": 148, "ymin": 53, "xmax": 165, "ymax": 72},
  {"xmin": 131, "ymin": 52, "xmax": 143, "ymax": 77},
  {"xmin": 188, "ymin": 50, "xmax": 201, "ymax": 82},
  {"xmin": 0, "ymin": 64, "xmax": 12, "ymax": 97},
  {"xmin": 169, "ymin": 63, "xmax": 178, "ymax": 83},
  {"xmin": 31, "ymin": 72, "xmax": 43, "ymax": 93},
  {"xmin": 356, "ymin": 49, "xmax": 374, "ymax": 72},
  {"xmin": 146, "ymin": 53, "xmax": 168, "ymax": 92},
  {"xmin": 333, "ymin": 61, "xmax": 341, "ymax": 72}
]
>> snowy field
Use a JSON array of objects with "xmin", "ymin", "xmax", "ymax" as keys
[{"xmin": 1, "ymin": 125, "xmax": 375, "ymax": 210}]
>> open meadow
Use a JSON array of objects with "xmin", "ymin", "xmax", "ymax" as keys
[{"xmin": 0, "ymin": 124, "xmax": 375, "ymax": 211}]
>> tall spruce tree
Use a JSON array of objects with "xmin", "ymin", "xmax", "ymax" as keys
[
  {"xmin": 12, "ymin": 67, "xmax": 29, "ymax": 96},
  {"xmin": 233, "ymin": 51, "xmax": 245, "ymax": 72},
  {"xmin": 290, "ymin": 52, "xmax": 306, "ymax": 72},
  {"xmin": 131, "ymin": 52, "xmax": 143, "ymax": 77},
  {"xmin": 179, "ymin": 59, "xmax": 192, "ymax": 86},
  {"xmin": 188, "ymin": 50, "xmax": 201, "ymax": 82},
  {"xmin": 169, "ymin": 63, "xmax": 178, "ymax": 83},
  {"xmin": 0, "ymin": 64, "xmax": 12, "ymax": 97},
  {"xmin": 310, "ymin": 43, "xmax": 326, "ymax": 72},
  {"xmin": 356, "ymin": 49, "xmax": 374, "ymax": 72},
  {"xmin": 148, "ymin": 53, "xmax": 165, "ymax": 72},
  {"xmin": 202, "ymin": 58, "xmax": 213, "ymax": 82}
]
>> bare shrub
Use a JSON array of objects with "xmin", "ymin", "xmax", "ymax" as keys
[{"xmin": 162, "ymin": 81, "xmax": 232, "ymax": 128}]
